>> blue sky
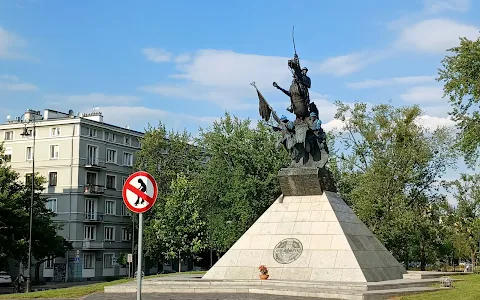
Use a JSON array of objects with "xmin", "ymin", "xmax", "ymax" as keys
[{"xmin": 1, "ymin": 0, "xmax": 479, "ymax": 198}]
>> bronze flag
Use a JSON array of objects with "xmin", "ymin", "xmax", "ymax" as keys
[{"xmin": 251, "ymin": 82, "xmax": 272, "ymax": 122}]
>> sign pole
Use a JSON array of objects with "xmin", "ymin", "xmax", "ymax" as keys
[
  {"xmin": 136, "ymin": 212, "xmax": 143, "ymax": 300},
  {"xmin": 122, "ymin": 171, "xmax": 158, "ymax": 300}
]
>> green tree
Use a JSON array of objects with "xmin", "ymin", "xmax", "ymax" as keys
[
  {"xmin": 195, "ymin": 113, "xmax": 289, "ymax": 254},
  {"xmin": 437, "ymin": 35, "xmax": 480, "ymax": 165},
  {"xmin": 144, "ymin": 173, "xmax": 206, "ymax": 271},
  {"xmin": 135, "ymin": 122, "xmax": 204, "ymax": 265},
  {"xmin": 330, "ymin": 102, "xmax": 456, "ymax": 269},
  {"xmin": 0, "ymin": 144, "xmax": 71, "ymax": 280},
  {"xmin": 134, "ymin": 122, "xmax": 203, "ymax": 202},
  {"xmin": 444, "ymin": 174, "xmax": 480, "ymax": 267}
]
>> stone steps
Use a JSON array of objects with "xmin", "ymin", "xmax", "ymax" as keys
[
  {"xmin": 119, "ymin": 277, "xmax": 440, "ymax": 291},
  {"xmin": 403, "ymin": 271, "xmax": 467, "ymax": 280},
  {"xmin": 105, "ymin": 280, "xmax": 444, "ymax": 300}
]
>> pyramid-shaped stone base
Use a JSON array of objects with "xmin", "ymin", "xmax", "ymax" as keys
[{"xmin": 203, "ymin": 191, "xmax": 406, "ymax": 282}]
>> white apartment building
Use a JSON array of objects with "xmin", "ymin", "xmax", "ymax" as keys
[{"xmin": 0, "ymin": 108, "xmax": 143, "ymax": 281}]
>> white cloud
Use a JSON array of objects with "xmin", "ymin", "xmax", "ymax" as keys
[
  {"xmin": 142, "ymin": 48, "xmax": 172, "ymax": 63},
  {"xmin": 99, "ymin": 105, "xmax": 219, "ymax": 133},
  {"xmin": 170, "ymin": 49, "xmax": 290, "ymax": 89},
  {"xmin": 141, "ymin": 49, "xmax": 294, "ymax": 111},
  {"xmin": 44, "ymin": 93, "xmax": 141, "ymax": 105},
  {"xmin": 174, "ymin": 54, "xmax": 191, "ymax": 63},
  {"xmin": 388, "ymin": 0, "xmax": 471, "ymax": 30},
  {"xmin": 423, "ymin": 0, "xmax": 470, "ymax": 13},
  {"xmin": 141, "ymin": 47, "xmax": 382, "ymax": 113},
  {"xmin": 0, "ymin": 74, "xmax": 19, "ymax": 81},
  {"xmin": 420, "ymin": 104, "xmax": 451, "ymax": 117},
  {"xmin": 0, "ymin": 82, "xmax": 37, "ymax": 91},
  {"xmin": 347, "ymin": 76, "xmax": 436, "ymax": 89},
  {"xmin": 400, "ymin": 86, "xmax": 444, "ymax": 102},
  {"xmin": 0, "ymin": 75, "xmax": 37, "ymax": 91},
  {"xmin": 315, "ymin": 52, "xmax": 383, "ymax": 76},
  {"xmin": 414, "ymin": 115, "xmax": 455, "ymax": 130},
  {"xmin": 395, "ymin": 18, "xmax": 479, "ymax": 53},
  {"xmin": 0, "ymin": 27, "xmax": 27, "ymax": 60},
  {"xmin": 323, "ymin": 119, "xmax": 346, "ymax": 132},
  {"xmin": 139, "ymin": 83, "xmax": 257, "ymax": 110}
]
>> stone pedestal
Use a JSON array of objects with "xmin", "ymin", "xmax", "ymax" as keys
[
  {"xmin": 278, "ymin": 167, "xmax": 337, "ymax": 196},
  {"xmin": 203, "ymin": 189, "xmax": 406, "ymax": 282}
]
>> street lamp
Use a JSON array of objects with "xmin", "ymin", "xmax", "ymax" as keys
[{"xmin": 19, "ymin": 113, "xmax": 37, "ymax": 293}]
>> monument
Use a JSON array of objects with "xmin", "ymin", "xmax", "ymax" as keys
[
  {"xmin": 203, "ymin": 34, "xmax": 406, "ymax": 283},
  {"xmin": 106, "ymin": 30, "xmax": 447, "ymax": 299}
]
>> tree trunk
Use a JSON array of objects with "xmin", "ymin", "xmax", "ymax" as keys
[
  {"xmin": 405, "ymin": 245, "xmax": 409, "ymax": 270},
  {"xmin": 34, "ymin": 262, "xmax": 41, "ymax": 283},
  {"xmin": 178, "ymin": 251, "xmax": 181, "ymax": 273},
  {"xmin": 420, "ymin": 240, "xmax": 426, "ymax": 271},
  {"xmin": 472, "ymin": 252, "xmax": 476, "ymax": 272}
]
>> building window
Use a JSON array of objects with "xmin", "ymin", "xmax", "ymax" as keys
[
  {"xmin": 122, "ymin": 228, "xmax": 131, "ymax": 241},
  {"xmin": 51, "ymin": 127, "xmax": 61, "ymax": 137},
  {"xmin": 86, "ymin": 172, "xmax": 97, "ymax": 185},
  {"xmin": 85, "ymin": 199, "xmax": 96, "ymax": 220},
  {"xmin": 26, "ymin": 147, "xmax": 33, "ymax": 160},
  {"xmin": 105, "ymin": 200, "xmax": 115, "ymax": 215},
  {"xmin": 45, "ymin": 257, "xmax": 54, "ymax": 269},
  {"xmin": 83, "ymin": 253, "xmax": 94, "ymax": 269},
  {"xmin": 4, "ymin": 147, "xmax": 12, "ymax": 162},
  {"xmin": 104, "ymin": 227, "xmax": 115, "ymax": 241},
  {"xmin": 106, "ymin": 175, "xmax": 116, "ymax": 190},
  {"xmin": 106, "ymin": 149, "xmax": 117, "ymax": 163},
  {"xmin": 124, "ymin": 136, "xmax": 130, "ymax": 145},
  {"xmin": 87, "ymin": 145, "xmax": 98, "ymax": 165},
  {"xmin": 105, "ymin": 132, "xmax": 115, "ymax": 142},
  {"xmin": 123, "ymin": 152, "xmax": 133, "ymax": 166},
  {"xmin": 103, "ymin": 253, "xmax": 114, "ymax": 268},
  {"xmin": 50, "ymin": 145, "xmax": 59, "ymax": 159},
  {"xmin": 49, "ymin": 172, "xmax": 57, "ymax": 186},
  {"xmin": 121, "ymin": 204, "xmax": 130, "ymax": 216},
  {"xmin": 25, "ymin": 173, "xmax": 33, "ymax": 184},
  {"xmin": 88, "ymin": 128, "xmax": 97, "ymax": 137},
  {"xmin": 4, "ymin": 131, "xmax": 13, "ymax": 140},
  {"xmin": 84, "ymin": 225, "xmax": 95, "ymax": 240},
  {"xmin": 46, "ymin": 198, "xmax": 57, "ymax": 212}
]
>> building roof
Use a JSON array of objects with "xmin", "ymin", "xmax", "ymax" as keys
[{"xmin": 1, "ymin": 108, "xmax": 144, "ymax": 136}]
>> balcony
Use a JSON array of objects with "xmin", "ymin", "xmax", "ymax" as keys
[
  {"xmin": 84, "ymin": 212, "xmax": 104, "ymax": 222},
  {"xmin": 84, "ymin": 184, "xmax": 105, "ymax": 196},
  {"xmin": 103, "ymin": 241, "xmax": 132, "ymax": 250},
  {"xmin": 85, "ymin": 157, "xmax": 106, "ymax": 169},
  {"xmin": 82, "ymin": 240, "xmax": 104, "ymax": 250}
]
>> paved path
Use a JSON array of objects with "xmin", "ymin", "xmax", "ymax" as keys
[{"xmin": 81, "ymin": 293, "xmax": 330, "ymax": 300}]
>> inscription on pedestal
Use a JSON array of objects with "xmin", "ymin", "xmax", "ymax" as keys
[{"xmin": 273, "ymin": 238, "xmax": 303, "ymax": 264}]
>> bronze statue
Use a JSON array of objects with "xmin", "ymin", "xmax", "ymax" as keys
[
  {"xmin": 252, "ymin": 27, "xmax": 329, "ymax": 169},
  {"xmin": 272, "ymin": 26, "xmax": 318, "ymax": 120}
]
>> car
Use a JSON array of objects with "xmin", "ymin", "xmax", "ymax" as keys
[{"xmin": 0, "ymin": 271, "xmax": 12, "ymax": 286}]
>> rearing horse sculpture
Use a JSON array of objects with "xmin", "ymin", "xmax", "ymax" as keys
[{"xmin": 273, "ymin": 55, "xmax": 317, "ymax": 120}]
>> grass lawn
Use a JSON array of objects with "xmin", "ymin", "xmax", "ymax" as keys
[
  {"xmin": 397, "ymin": 274, "xmax": 480, "ymax": 300},
  {"xmin": 0, "ymin": 271, "xmax": 206, "ymax": 299}
]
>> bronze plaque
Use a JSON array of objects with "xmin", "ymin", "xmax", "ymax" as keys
[{"xmin": 273, "ymin": 238, "xmax": 303, "ymax": 264}]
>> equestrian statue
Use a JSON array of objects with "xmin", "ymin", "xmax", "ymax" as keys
[{"xmin": 251, "ymin": 27, "xmax": 329, "ymax": 169}]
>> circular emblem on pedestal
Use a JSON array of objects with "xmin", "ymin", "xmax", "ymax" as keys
[{"xmin": 273, "ymin": 238, "xmax": 303, "ymax": 264}]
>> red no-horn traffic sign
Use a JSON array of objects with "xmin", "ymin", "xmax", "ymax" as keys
[{"xmin": 122, "ymin": 171, "xmax": 158, "ymax": 214}]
